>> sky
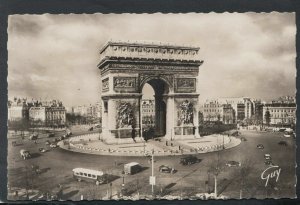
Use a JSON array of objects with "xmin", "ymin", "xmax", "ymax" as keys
[{"xmin": 7, "ymin": 13, "xmax": 296, "ymax": 107}]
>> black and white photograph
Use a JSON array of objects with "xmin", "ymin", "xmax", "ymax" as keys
[{"xmin": 6, "ymin": 12, "xmax": 296, "ymax": 200}]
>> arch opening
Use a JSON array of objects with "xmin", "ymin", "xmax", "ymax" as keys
[{"xmin": 141, "ymin": 78, "xmax": 169, "ymax": 139}]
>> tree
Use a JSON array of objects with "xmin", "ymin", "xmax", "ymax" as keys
[
  {"xmin": 265, "ymin": 110, "xmax": 271, "ymax": 126},
  {"xmin": 208, "ymin": 152, "xmax": 225, "ymax": 198},
  {"xmin": 198, "ymin": 111, "xmax": 204, "ymax": 126}
]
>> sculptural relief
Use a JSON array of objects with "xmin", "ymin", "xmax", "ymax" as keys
[
  {"xmin": 179, "ymin": 100, "xmax": 194, "ymax": 125},
  {"xmin": 176, "ymin": 78, "xmax": 196, "ymax": 93},
  {"xmin": 102, "ymin": 78, "xmax": 109, "ymax": 92},
  {"xmin": 113, "ymin": 77, "xmax": 136, "ymax": 91},
  {"xmin": 117, "ymin": 102, "xmax": 134, "ymax": 128}
]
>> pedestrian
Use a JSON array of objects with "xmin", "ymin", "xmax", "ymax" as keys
[
  {"xmin": 166, "ymin": 141, "xmax": 168, "ymax": 146},
  {"xmin": 179, "ymin": 145, "xmax": 181, "ymax": 150},
  {"xmin": 171, "ymin": 143, "xmax": 173, "ymax": 147}
]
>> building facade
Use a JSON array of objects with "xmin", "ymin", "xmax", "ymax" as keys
[
  {"xmin": 8, "ymin": 98, "xmax": 31, "ymax": 122},
  {"xmin": 201, "ymin": 100, "xmax": 235, "ymax": 124},
  {"xmin": 201, "ymin": 100, "xmax": 223, "ymax": 122},
  {"xmin": 262, "ymin": 102, "xmax": 296, "ymax": 125},
  {"xmin": 29, "ymin": 100, "xmax": 66, "ymax": 127},
  {"xmin": 141, "ymin": 99, "xmax": 155, "ymax": 127}
]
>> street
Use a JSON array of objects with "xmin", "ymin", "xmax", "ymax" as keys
[{"xmin": 7, "ymin": 129, "xmax": 296, "ymax": 200}]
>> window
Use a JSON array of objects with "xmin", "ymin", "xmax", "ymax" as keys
[
  {"xmin": 79, "ymin": 172, "xmax": 83, "ymax": 175},
  {"xmin": 92, "ymin": 175, "xmax": 96, "ymax": 178},
  {"xmin": 88, "ymin": 174, "xmax": 91, "ymax": 177},
  {"xmin": 83, "ymin": 173, "xmax": 87, "ymax": 176}
]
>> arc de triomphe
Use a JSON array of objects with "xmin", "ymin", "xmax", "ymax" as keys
[{"xmin": 98, "ymin": 41, "xmax": 203, "ymax": 144}]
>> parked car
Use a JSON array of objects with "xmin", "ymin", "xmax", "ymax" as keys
[
  {"xmin": 66, "ymin": 129, "xmax": 72, "ymax": 136},
  {"xmin": 31, "ymin": 164, "xmax": 41, "ymax": 175},
  {"xmin": 20, "ymin": 149, "xmax": 31, "ymax": 160},
  {"xmin": 29, "ymin": 133, "xmax": 38, "ymax": 140},
  {"xmin": 50, "ymin": 143, "xmax": 58, "ymax": 148},
  {"xmin": 88, "ymin": 127, "xmax": 94, "ymax": 131},
  {"xmin": 54, "ymin": 138, "xmax": 60, "ymax": 142},
  {"xmin": 265, "ymin": 159, "xmax": 274, "ymax": 166},
  {"xmin": 264, "ymin": 154, "xmax": 271, "ymax": 160},
  {"xmin": 39, "ymin": 148, "xmax": 46, "ymax": 153},
  {"xmin": 278, "ymin": 141, "xmax": 288, "ymax": 146},
  {"xmin": 45, "ymin": 140, "xmax": 50, "ymax": 145},
  {"xmin": 159, "ymin": 165, "xmax": 176, "ymax": 174},
  {"xmin": 241, "ymin": 137, "xmax": 247, "ymax": 141},
  {"xmin": 180, "ymin": 155, "xmax": 199, "ymax": 165},
  {"xmin": 257, "ymin": 144, "xmax": 264, "ymax": 149},
  {"xmin": 225, "ymin": 161, "xmax": 241, "ymax": 167},
  {"xmin": 47, "ymin": 133, "xmax": 55, "ymax": 138}
]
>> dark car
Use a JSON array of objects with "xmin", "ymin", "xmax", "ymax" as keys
[
  {"xmin": 45, "ymin": 140, "xmax": 51, "ymax": 145},
  {"xmin": 180, "ymin": 155, "xmax": 199, "ymax": 165},
  {"xmin": 257, "ymin": 144, "xmax": 264, "ymax": 149},
  {"xmin": 47, "ymin": 133, "xmax": 55, "ymax": 138},
  {"xmin": 265, "ymin": 160, "xmax": 274, "ymax": 166},
  {"xmin": 241, "ymin": 137, "xmax": 247, "ymax": 141},
  {"xmin": 159, "ymin": 165, "xmax": 176, "ymax": 174},
  {"xmin": 39, "ymin": 148, "xmax": 46, "ymax": 153},
  {"xmin": 88, "ymin": 127, "xmax": 94, "ymax": 131},
  {"xmin": 278, "ymin": 141, "xmax": 288, "ymax": 146},
  {"xmin": 225, "ymin": 161, "xmax": 241, "ymax": 167}
]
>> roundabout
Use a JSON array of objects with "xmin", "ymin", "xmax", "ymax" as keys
[{"xmin": 58, "ymin": 133, "xmax": 241, "ymax": 156}]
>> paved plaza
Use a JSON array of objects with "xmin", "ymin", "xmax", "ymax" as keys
[{"xmin": 7, "ymin": 128, "xmax": 296, "ymax": 200}]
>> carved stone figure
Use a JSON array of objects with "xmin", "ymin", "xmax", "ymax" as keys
[
  {"xmin": 179, "ymin": 100, "xmax": 193, "ymax": 124},
  {"xmin": 102, "ymin": 78, "xmax": 109, "ymax": 92},
  {"xmin": 114, "ymin": 77, "xmax": 135, "ymax": 88},
  {"xmin": 117, "ymin": 102, "xmax": 134, "ymax": 128}
]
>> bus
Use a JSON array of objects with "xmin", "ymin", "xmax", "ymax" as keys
[{"xmin": 72, "ymin": 168, "xmax": 107, "ymax": 185}]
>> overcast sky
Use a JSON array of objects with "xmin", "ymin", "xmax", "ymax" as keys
[{"xmin": 8, "ymin": 13, "xmax": 296, "ymax": 107}]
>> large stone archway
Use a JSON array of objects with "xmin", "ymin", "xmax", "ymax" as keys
[{"xmin": 98, "ymin": 41, "xmax": 203, "ymax": 143}]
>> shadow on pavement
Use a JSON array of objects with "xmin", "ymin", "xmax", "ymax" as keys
[
  {"xmin": 30, "ymin": 153, "xmax": 41, "ymax": 159},
  {"xmin": 40, "ymin": 167, "xmax": 51, "ymax": 174},
  {"xmin": 106, "ymin": 175, "xmax": 120, "ymax": 183},
  {"xmin": 62, "ymin": 190, "xmax": 79, "ymax": 199}
]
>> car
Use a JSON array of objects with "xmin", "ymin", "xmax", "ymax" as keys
[
  {"xmin": 225, "ymin": 161, "xmax": 241, "ymax": 167},
  {"xmin": 265, "ymin": 160, "xmax": 274, "ymax": 166},
  {"xmin": 180, "ymin": 155, "xmax": 199, "ymax": 165},
  {"xmin": 50, "ymin": 143, "xmax": 58, "ymax": 148},
  {"xmin": 54, "ymin": 138, "xmax": 60, "ymax": 142},
  {"xmin": 58, "ymin": 136, "xmax": 65, "ymax": 141},
  {"xmin": 88, "ymin": 127, "xmax": 94, "ymax": 131},
  {"xmin": 39, "ymin": 148, "xmax": 46, "ymax": 153},
  {"xmin": 264, "ymin": 154, "xmax": 271, "ymax": 160},
  {"xmin": 45, "ymin": 140, "xmax": 50, "ymax": 145},
  {"xmin": 159, "ymin": 165, "xmax": 176, "ymax": 174},
  {"xmin": 257, "ymin": 144, "xmax": 264, "ymax": 149},
  {"xmin": 47, "ymin": 133, "xmax": 55, "ymax": 138},
  {"xmin": 241, "ymin": 137, "xmax": 247, "ymax": 141},
  {"xmin": 278, "ymin": 141, "xmax": 288, "ymax": 146}
]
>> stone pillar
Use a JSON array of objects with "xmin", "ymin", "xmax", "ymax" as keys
[
  {"xmin": 194, "ymin": 104, "xmax": 200, "ymax": 138},
  {"xmin": 101, "ymin": 100, "xmax": 109, "ymax": 139},
  {"xmin": 107, "ymin": 99, "xmax": 117, "ymax": 138},
  {"xmin": 165, "ymin": 96, "xmax": 175, "ymax": 140}
]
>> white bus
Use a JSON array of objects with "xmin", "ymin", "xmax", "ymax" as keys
[{"xmin": 72, "ymin": 168, "xmax": 107, "ymax": 185}]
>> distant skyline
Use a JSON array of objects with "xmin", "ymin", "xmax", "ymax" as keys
[{"xmin": 8, "ymin": 13, "xmax": 296, "ymax": 107}]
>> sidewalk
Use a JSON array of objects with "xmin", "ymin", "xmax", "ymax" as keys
[{"xmin": 58, "ymin": 134, "xmax": 241, "ymax": 156}]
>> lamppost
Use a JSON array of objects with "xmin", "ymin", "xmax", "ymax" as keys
[{"xmin": 121, "ymin": 170, "xmax": 125, "ymax": 196}]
